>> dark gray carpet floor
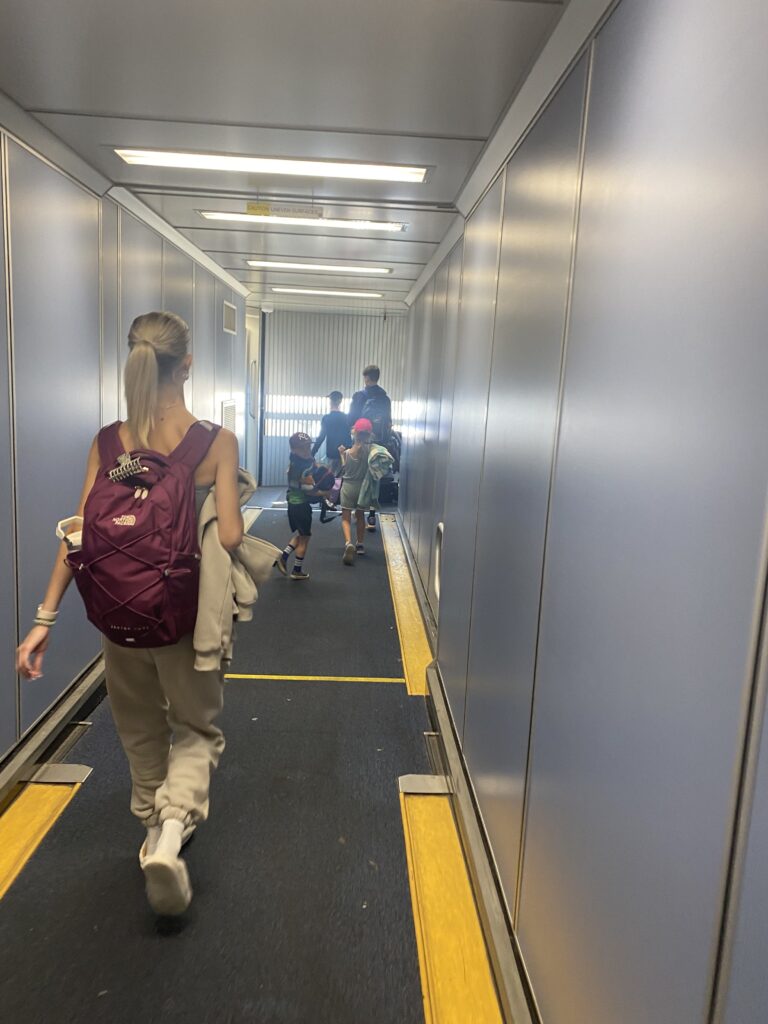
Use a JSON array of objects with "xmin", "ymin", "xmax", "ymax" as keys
[
  {"xmin": 0, "ymin": 506, "xmax": 431, "ymax": 1024},
  {"xmin": 235, "ymin": 508, "xmax": 403, "ymax": 680}
]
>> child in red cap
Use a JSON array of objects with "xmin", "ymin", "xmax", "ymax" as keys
[{"xmin": 338, "ymin": 418, "xmax": 373, "ymax": 565}]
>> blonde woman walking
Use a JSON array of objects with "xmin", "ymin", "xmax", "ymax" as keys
[{"xmin": 16, "ymin": 311, "xmax": 243, "ymax": 916}]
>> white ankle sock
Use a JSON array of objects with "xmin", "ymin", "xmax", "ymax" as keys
[{"xmin": 155, "ymin": 818, "xmax": 185, "ymax": 859}]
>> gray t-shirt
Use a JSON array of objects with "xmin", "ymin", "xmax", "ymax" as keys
[
  {"xmin": 341, "ymin": 445, "xmax": 370, "ymax": 482},
  {"xmin": 195, "ymin": 484, "xmax": 211, "ymax": 519}
]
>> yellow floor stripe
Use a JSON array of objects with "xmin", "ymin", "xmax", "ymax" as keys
[
  {"xmin": 380, "ymin": 516, "xmax": 432, "ymax": 696},
  {"xmin": 0, "ymin": 783, "xmax": 80, "ymax": 899},
  {"xmin": 225, "ymin": 673, "xmax": 406, "ymax": 683},
  {"xmin": 400, "ymin": 793, "xmax": 503, "ymax": 1024}
]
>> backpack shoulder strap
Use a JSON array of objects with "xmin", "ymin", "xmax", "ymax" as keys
[
  {"xmin": 170, "ymin": 420, "xmax": 221, "ymax": 470},
  {"xmin": 97, "ymin": 422, "xmax": 125, "ymax": 469}
]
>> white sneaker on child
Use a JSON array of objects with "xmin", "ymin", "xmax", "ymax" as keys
[{"xmin": 141, "ymin": 819, "xmax": 193, "ymax": 915}]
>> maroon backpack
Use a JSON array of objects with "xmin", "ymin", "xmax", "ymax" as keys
[{"xmin": 67, "ymin": 420, "xmax": 220, "ymax": 648}]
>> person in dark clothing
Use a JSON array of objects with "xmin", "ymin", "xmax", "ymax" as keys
[
  {"xmin": 312, "ymin": 391, "xmax": 350, "ymax": 475},
  {"xmin": 347, "ymin": 366, "xmax": 392, "ymax": 442},
  {"xmin": 348, "ymin": 366, "xmax": 392, "ymax": 532}
]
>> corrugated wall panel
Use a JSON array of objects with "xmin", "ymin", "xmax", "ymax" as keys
[{"xmin": 262, "ymin": 310, "xmax": 407, "ymax": 485}]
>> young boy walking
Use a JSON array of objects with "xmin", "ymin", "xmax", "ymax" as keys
[{"xmin": 276, "ymin": 432, "xmax": 318, "ymax": 580}]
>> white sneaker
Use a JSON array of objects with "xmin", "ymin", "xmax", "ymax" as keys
[
  {"xmin": 142, "ymin": 819, "xmax": 192, "ymax": 915},
  {"xmin": 343, "ymin": 542, "xmax": 357, "ymax": 565},
  {"xmin": 142, "ymin": 854, "xmax": 192, "ymax": 915}
]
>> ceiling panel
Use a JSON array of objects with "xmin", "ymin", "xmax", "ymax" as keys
[
  {"xmin": 219, "ymin": 257, "xmax": 425, "ymax": 281},
  {"xmin": 135, "ymin": 193, "xmax": 453, "ymax": 244},
  {"xmin": 178, "ymin": 228, "xmax": 439, "ymax": 265},
  {"xmin": 35, "ymin": 115, "xmax": 483, "ymax": 204},
  {"xmin": 235, "ymin": 270, "xmax": 412, "ymax": 294},
  {"xmin": 1, "ymin": 0, "xmax": 568, "ymax": 312},
  {"xmin": 1, "ymin": 0, "xmax": 565, "ymax": 137},
  {"xmin": 248, "ymin": 293, "xmax": 408, "ymax": 314}
]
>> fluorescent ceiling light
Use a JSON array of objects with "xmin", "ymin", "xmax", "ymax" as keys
[
  {"xmin": 271, "ymin": 287, "xmax": 384, "ymax": 298},
  {"xmin": 246, "ymin": 259, "xmax": 391, "ymax": 275},
  {"xmin": 200, "ymin": 211, "xmax": 405, "ymax": 232},
  {"xmin": 115, "ymin": 149, "xmax": 427, "ymax": 183}
]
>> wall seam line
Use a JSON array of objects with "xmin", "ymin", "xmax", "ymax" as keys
[
  {"xmin": 707, "ymin": 496, "xmax": 768, "ymax": 1023},
  {"xmin": 2, "ymin": 133, "xmax": 21, "ymax": 739},
  {"xmin": 459, "ymin": 167, "xmax": 508, "ymax": 744},
  {"xmin": 512, "ymin": 41, "xmax": 595, "ymax": 935}
]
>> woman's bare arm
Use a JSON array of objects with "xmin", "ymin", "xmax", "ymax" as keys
[
  {"xmin": 17, "ymin": 437, "xmax": 101, "ymax": 679},
  {"xmin": 213, "ymin": 429, "xmax": 244, "ymax": 552}
]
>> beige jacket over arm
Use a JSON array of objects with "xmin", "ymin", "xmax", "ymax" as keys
[{"xmin": 193, "ymin": 470, "xmax": 281, "ymax": 671}]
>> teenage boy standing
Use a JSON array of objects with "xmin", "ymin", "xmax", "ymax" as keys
[
  {"xmin": 312, "ymin": 390, "xmax": 350, "ymax": 475},
  {"xmin": 348, "ymin": 366, "xmax": 392, "ymax": 532}
]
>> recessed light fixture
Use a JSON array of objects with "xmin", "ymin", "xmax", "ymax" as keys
[
  {"xmin": 115, "ymin": 149, "xmax": 427, "ymax": 183},
  {"xmin": 271, "ymin": 287, "xmax": 384, "ymax": 298},
  {"xmin": 200, "ymin": 211, "xmax": 405, "ymax": 232},
  {"xmin": 246, "ymin": 259, "xmax": 391, "ymax": 275}
]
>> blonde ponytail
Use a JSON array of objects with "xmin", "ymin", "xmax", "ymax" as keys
[
  {"xmin": 125, "ymin": 311, "xmax": 190, "ymax": 448},
  {"xmin": 124, "ymin": 341, "xmax": 159, "ymax": 448}
]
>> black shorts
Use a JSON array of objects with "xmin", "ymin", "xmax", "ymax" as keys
[{"xmin": 287, "ymin": 501, "xmax": 312, "ymax": 537}]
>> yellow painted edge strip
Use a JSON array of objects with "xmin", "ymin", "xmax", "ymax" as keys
[
  {"xmin": 380, "ymin": 516, "xmax": 432, "ymax": 696},
  {"xmin": 225, "ymin": 673, "xmax": 406, "ymax": 683},
  {"xmin": 400, "ymin": 793, "xmax": 503, "ymax": 1024},
  {"xmin": 0, "ymin": 783, "xmax": 80, "ymax": 900},
  {"xmin": 400, "ymin": 792, "xmax": 436, "ymax": 1024}
]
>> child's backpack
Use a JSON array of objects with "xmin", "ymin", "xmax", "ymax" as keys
[
  {"xmin": 67, "ymin": 420, "xmax": 220, "ymax": 648},
  {"xmin": 310, "ymin": 464, "xmax": 336, "ymax": 495},
  {"xmin": 383, "ymin": 430, "xmax": 401, "ymax": 473}
]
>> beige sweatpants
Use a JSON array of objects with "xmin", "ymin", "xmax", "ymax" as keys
[{"xmin": 103, "ymin": 634, "xmax": 225, "ymax": 827}]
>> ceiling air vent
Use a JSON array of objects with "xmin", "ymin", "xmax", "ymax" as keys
[{"xmin": 223, "ymin": 300, "xmax": 237, "ymax": 335}]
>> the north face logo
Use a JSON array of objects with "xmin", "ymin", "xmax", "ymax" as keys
[{"xmin": 112, "ymin": 515, "xmax": 136, "ymax": 527}]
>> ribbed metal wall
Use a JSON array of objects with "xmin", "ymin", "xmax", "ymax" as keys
[{"xmin": 262, "ymin": 309, "xmax": 407, "ymax": 485}]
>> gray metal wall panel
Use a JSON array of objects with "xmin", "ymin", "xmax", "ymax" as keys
[
  {"xmin": 262, "ymin": 311, "xmax": 406, "ymax": 486},
  {"xmin": 118, "ymin": 211, "xmax": 162, "ymax": 419},
  {"xmin": 401, "ymin": 298, "xmax": 423, "ymax": 542},
  {"xmin": 411, "ymin": 280, "xmax": 434, "ymax": 580},
  {"xmin": 724, "ymin": 695, "xmax": 768, "ymax": 1024},
  {"xmin": 462, "ymin": 57, "xmax": 587, "ymax": 915},
  {"xmin": 7, "ymin": 141, "xmax": 101, "ymax": 731},
  {"xmin": 192, "ymin": 268, "xmax": 216, "ymax": 422},
  {"xmin": 416, "ymin": 266, "xmax": 447, "ymax": 597},
  {"xmin": 0, "ymin": 139, "xmax": 16, "ymax": 756},
  {"xmin": 518, "ymin": 4, "xmax": 768, "ymax": 1022},
  {"xmin": 162, "ymin": 241, "xmax": 194, "ymax": 329},
  {"xmin": 436, "ymin": 176, "xmax": 503, "ymax": 734},
  {"xmin": 400, "ymin": 304, "xmax": 418, "ymax": 527},
  {"xmin": 232, "ymin": 293, "xmax": 247, "ymax": 456},
  {"xmin": 100, "ymin": 198, "xmax": 119, "ymax": 425},
  {"xmin": 161, "ymin": 241, "xmax": 194, "ymax": 419},
  {"xmin": 214, "ymin": 280, "xmax": 233, "ymax": 422},
  {"xmin": 429, "ymin": 241, "xmax": 463, "ymax": 614}
]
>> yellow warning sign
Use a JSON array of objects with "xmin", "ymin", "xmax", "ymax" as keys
[
  {"xmin": 245, "ymin": 202, "xmax": 323, "ymax": 219},
  {"xmin": 246, "ymin": 202, "xmax": 272, "ymax": 216}
]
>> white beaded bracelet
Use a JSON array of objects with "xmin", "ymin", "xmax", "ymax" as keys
[{"xmin": 34, "ymin": 606, "xmax": 59, "ymax": 628}]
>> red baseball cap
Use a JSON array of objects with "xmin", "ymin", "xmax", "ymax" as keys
[{"xmin": 352, "ymin": 418, "xmax": 373, "ymax": 433}]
